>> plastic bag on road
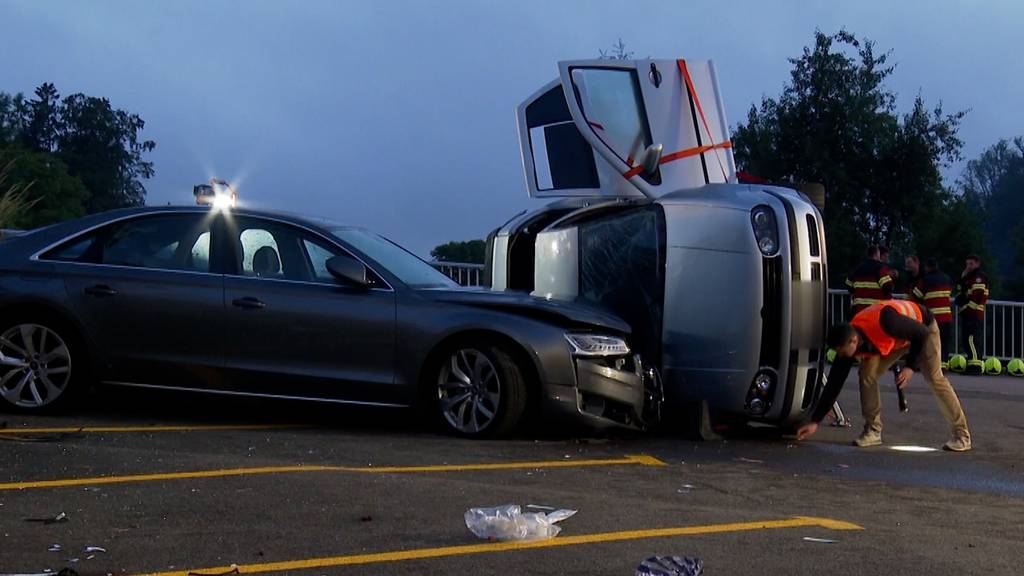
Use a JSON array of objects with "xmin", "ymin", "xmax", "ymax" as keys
[
  {"xmin": 636, "ymin": 556, "xmax": 704, "ymax": 576},
  {"xmin": 464, "ymin": 504, "xmax": 577, "ymax": 541}
]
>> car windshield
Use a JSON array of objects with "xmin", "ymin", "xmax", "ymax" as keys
[{"xmin": 331, "ymin": 228, "xmax": 458, "ymax": 289}]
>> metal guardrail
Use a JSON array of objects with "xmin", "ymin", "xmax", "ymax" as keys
[
  {"xmin": 430, "ymin": 266, "xmax": 1024, "ymax": 361},
  {"xmin": 828, "ymin": 289, "xmax": 1024, "ymax": 361},
  {"xmin": 431, "ymin": 261, "xmax": 484, "ymax": 287}
]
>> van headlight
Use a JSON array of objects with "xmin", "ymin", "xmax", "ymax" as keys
[
  {"xmin": 750, "ymin": 205, "xmax": 780, "ymax": 256},
  {"xmin": 565, "ymin": 334, "xmax": 630, "ymax": 357}
]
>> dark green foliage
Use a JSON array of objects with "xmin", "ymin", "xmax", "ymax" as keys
[
  {"xmin": 431, "ymin": 240, "xmax": 486, "ymax": 263},
  {"xmin": 732, "ymin": 30, "xmax": 971, "ymax": 287},
  {"xmin": 959, "ymin": 137, "xmax": 1024, "ymax": 297},
  {"xmin": 0, "ymin": 82, "xmax": 155, "ymax": 226},
  {"xmin": 0, "ymin": 145, "xmax": 90, "ymax": 229}
]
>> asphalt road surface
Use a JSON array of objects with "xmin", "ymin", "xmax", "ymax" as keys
[{"xmin": 1, "ymin": 372, "xmax": 1022, "ymax": 575}]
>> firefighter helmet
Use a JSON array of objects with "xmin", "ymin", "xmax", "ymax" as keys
[
  {"xmin": 948, "ymin": 354, "xmax": 967, "ymax": 372},
  {"xmin": 1007, "ymin": 358, "xmax": 1024, "ymax": 377},
  {"xmin": 984, "ymin": 357, "xmax": 1002, "ymax": 376}
]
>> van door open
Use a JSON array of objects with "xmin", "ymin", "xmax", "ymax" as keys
[{"xmin": 516, "ymin": 59, "xmax": 736, "ymax": 200}]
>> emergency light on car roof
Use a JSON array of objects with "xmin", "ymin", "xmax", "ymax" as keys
[{"xmin": 194, "ymin": 178, "xmax": 237, "ymax": 209}]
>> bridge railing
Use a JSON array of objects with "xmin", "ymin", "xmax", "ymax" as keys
[
  {"xmin": 429, "ymin": 266, "xmax": 1024, "ymax": 362},
  {"xmin": 828, "ymin": 289, "xmax": 1024, "ymax": 361}
]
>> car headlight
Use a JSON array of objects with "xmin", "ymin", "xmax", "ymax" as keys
[
  {"xmin": 565, "ymin": 334, "xmax": 630, "ymax": 357},
  {"xmin": 750, "ymin": 205, "xmax": 780, "ymax": 256}
]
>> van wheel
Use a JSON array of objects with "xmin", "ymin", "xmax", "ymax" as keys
[
  {"xmin": 0, "ymin": 320, "xmax": 81, "ymax": 412},
  {"xmin": 435, "ymin": 343, "xmax": 527, "ymax": 438}
]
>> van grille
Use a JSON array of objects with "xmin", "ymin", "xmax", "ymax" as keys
[{"xmin": 759, "ymin": 256, "xmax": 783, "ymax": 369}]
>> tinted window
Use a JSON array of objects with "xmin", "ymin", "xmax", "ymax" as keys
[
  {"xmin": 101, "ymin": 215, "xmax": 212, "ymax": 272},
  {"xmin": 331, "ymin": 228, "xmax": 457, "ymax": 289},
  {"xmin": 303, "ymin": 239, "xmax": 336, "ymax": 282},
  {"xmin": 42, "ymin": 235, "xmax": 100, "ymax": 263},
  {"xmin": 42, "ymin": 214, "xmax": 213, "ymax": 272},
  {"xmin": 228, "ymin": 220, "xmax": 304, "ymax": 281}
]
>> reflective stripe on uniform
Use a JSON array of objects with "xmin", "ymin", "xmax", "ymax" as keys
[
  {"xmin": 852, "ymin": 298, "xmax": 880, "ymax": 307},
  {"xmin": 851, "ymin": 282, "xmax": 882, "ymax": 289},
  {"xmin": 930, "ymin": 307, "xmax": 952, "ymax": 315},
  {"xmin": 924, "ymin": 290, "xmax": 952, "ymax": 299}
]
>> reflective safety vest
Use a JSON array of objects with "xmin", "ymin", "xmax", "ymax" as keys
[{"xmin": 851, "ymin": 300, "xmax": 924, "ymax": 357}]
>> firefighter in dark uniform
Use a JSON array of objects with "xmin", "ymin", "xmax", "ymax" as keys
[
  {"xmin": 955, "ymin": 254, "xmax": 990, "ymax": 375},
  {"xmin": 912, "ymin": 257, "xmax": 954, "ymax": 369},
  {"xmin": 845, "ymin": 245, "xmax": 894, "ymax": 316}
]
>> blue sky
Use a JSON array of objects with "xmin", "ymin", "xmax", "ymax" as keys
[{"xmin": 2, "ymin": 0, "xmax": 1022, "ymax": 257}]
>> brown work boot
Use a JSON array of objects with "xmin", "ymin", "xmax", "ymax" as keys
[
  {"xmin": 943, "ymin": 434, "xmax": 972, "ymax": 452},
  {"xmin": 853, "ymin": 430, "xmax": 882, "ymax": 447}
]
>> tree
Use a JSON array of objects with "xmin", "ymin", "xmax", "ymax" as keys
[
  {"xmin": 0, "ymin": 145, "xmax": 89, "ymax": 229},
  {"xmin": 599, "ymin": 39, "xmax": 634, "ymax": 61},
  {"xmin": 959, "ymin": 137, "xmax": 1024, "ymax": 297},
  {"xmin": 431, "ymin": 240, "xmax": 486, "ymax": 263},
  {"xmin": 0, "ymin": 83, "xmax": 155, "ymax": 217},
  {"xmin": 57, "ymin": 92, "xmax": 155, "ymax": 212},
  {"xmin": 732, "ymin": 30, "xmax": 971, "ymax": 285},
  {"xmin": 0, "ymin": 158, "xmax": 38, "ymax": 229}
]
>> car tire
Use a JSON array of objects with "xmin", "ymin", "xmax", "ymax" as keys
[
  {"xmin": 0, "ymin": 315, "xmax": 86, "ymax": 413},
  {"xmin": 434, "ymin": 341, "xmax": 527, "ymax": 438}
]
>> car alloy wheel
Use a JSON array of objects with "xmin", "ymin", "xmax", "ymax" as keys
[
  {"xmin": 438, "ymin": 348, "xmax": 502, "ymax": 435},
  {"xmin": 0, "ymin": 323, "xmax": 72, "ymax": 409}
]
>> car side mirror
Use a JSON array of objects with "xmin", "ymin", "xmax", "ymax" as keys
[
  {"xmin": 326, "ymin": 256, "xmax": 369, "ymax": 289},
  {"xmin": 640, "ymin": 143, "xmax": 663, "ymax": 177}
]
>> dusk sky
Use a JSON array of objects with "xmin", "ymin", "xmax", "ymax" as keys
[{"xmin": 3, "ymin": 1, "xmax": 1022, "ymax": 257}]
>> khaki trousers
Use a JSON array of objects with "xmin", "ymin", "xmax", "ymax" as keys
[{"xmin": 858, "ymin": 320, "xmax": 970, "ymax": 438}]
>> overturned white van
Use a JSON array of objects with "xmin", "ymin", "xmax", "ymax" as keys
[{"xmin": 485, "ymin": 59, "xmax": 828, "ymax": 431}]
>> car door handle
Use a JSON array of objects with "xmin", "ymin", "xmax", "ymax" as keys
[
  {"xmin": 232, "ymin": 297, "xmax": 266, "ymax": 310},
  {"xmin": 84, "ymin": 285, "xmax": 118, "ymax": 297}
]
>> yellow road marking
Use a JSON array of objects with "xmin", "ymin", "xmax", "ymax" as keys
[
  {"xmin": 0, "ymin": 454, "xmax": 665, "ymax": 491},
  {"xmin": 132, "ymin": 516, "xmax": 862, "ymax": 576},
  {"xmin": 0, "ymin": 424, "xmax": 301, "ymax": 435}
]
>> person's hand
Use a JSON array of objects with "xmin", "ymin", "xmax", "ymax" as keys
[
  {"xmin": 796, "ymin": 422, "xmax": 819, "ymax": 441},
  {"xmin": 896, "ymin": 367, "xmax": 914, "ymax": 389}
]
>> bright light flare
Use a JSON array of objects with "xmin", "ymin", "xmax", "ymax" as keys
[
  {"xmin": 889, "ymin": 445, "xmax": 938, "ymax": 453},
  {"xmin": 212, "ymin": 193, "xmax": 235, "ymax": 210}
]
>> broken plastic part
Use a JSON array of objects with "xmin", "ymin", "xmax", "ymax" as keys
[
  {"xmin": 464, "ymin": 505, "xmax": 577, "ymax": 541},
  {"xmin": 635, "ymin": 555, "xmax": 704, "ymax": 576},
  {"xmin": 802, "ymin": 537, "xmax": 837, "ymax": 543},
  {"xmin": 83, "ymin": 546, "xmax": 107, "ymax": 554}
]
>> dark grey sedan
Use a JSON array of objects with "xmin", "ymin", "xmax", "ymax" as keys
[{"xmin": 0, "ymin": 206, "xmax": 657, "ymax": 436}]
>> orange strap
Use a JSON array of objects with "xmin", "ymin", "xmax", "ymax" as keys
[
  {"xmin": 624, "ymin": 141, "xmax": 732, "ymax": 179},
  {"xmin": 623, "ymin": 59, "xmax": 731, "ymax": 181}
]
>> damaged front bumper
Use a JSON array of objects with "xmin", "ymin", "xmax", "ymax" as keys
[{"xmin": 546, "ymin": 352, "xmax": 663, "ymax": 431}]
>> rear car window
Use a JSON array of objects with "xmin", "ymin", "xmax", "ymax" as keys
[{"xmin": 40, "ymin": 214, "xmax": 214, "ymax": 273}]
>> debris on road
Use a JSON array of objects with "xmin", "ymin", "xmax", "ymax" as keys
[
  {"xmin": 465, "ymin": 504, "xmax": 577, "ymax": 541},
  {"xmin": 802, "ymin": 537, "xmax": 838, "ymax": 543},
  {"xmin": 635, "ymin": 555, "xmax": 704, "ymax": 575},
  {"xmin": 48, "ymin": 544, "xmax": 62, "ymax": 552},
  {"xmin": 83, "ymin": 546, "xmax": 107, "ymax": 554},
  {"xmin": 676, "ymin": 484, "xmax": 696, "ymax": 494},
  {"xmin": 25, "ymin": 512, "xmax": 69, "ymax": 525},
  {"xmin": 735, "ymin": 457, "xmax": 764, "ymax": 464}
]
